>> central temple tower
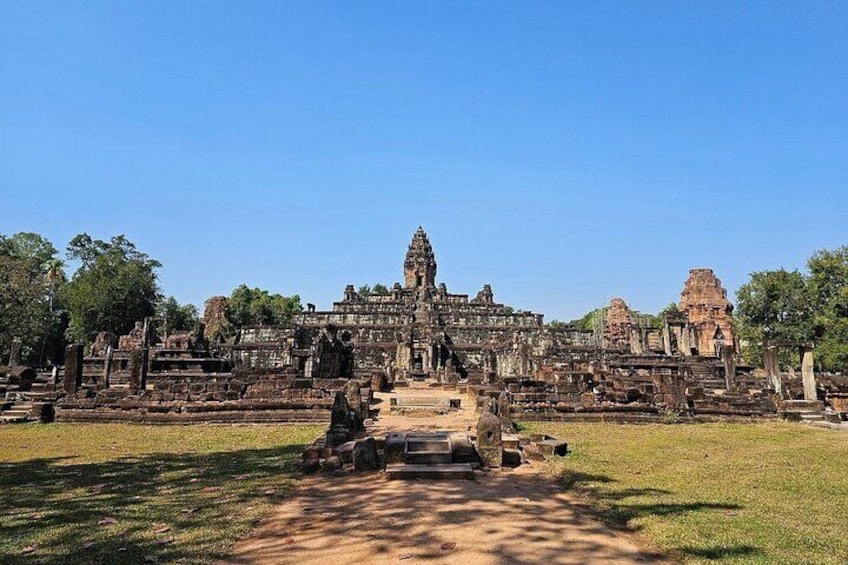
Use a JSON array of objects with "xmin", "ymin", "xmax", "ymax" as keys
[{"xmin": 404, "ymin": 227, "xmax": 437, "ymax": 289}]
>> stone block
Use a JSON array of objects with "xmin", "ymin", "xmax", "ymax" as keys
[
  {"xmin": 353, "ymin": 437, "xmax": 379, "ymax": 471},
  {"xmin": 325, "ymin": 429, "xmax": 351, "ymax": 449},
  {"xmin": 384, "ymin": 433, "xmax": 406, "ymax": 465},
  {"xmin": 537, "ymin": 438, "xmax": 568, "ymax": 457},
  {"xmin": 521, "ymin": 443, "xmax": 545, "ymax": 462},
  {"xmin": 320, "ymin": 456, "xmax": 341, "ymax": 472},
  {"xmin": 502, "ymin": 448, "xmax": 522, "ymax": 468},
  {"xmin": 337, "ymin": 440, "xmax": 357, "ymax": 464}
]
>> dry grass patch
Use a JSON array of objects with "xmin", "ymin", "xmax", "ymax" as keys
[
  {"xmin": 0, "ymin": 423, "xmax": 322, "ymax": 564},
  {"xmin": 523, "ymin": 421, "xmax": 848, "ymax": 564}
]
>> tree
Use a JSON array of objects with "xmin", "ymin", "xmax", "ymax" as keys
[
  {"xmin": 63, "ymin": 234, "xmax": 161, "ymax": 343},
  {"xmin": 0, "ymin": 233, "xmax": 66, "ymax": 364},
  {"xmin": 157, "ymin": 296, "xmax": 199, "ymax": 335},
  {"xmin": 545, "ymin": 319, "xmax": 571, "ymax": 331},
  {"xmin": 573, "ymin": 307, "xmax": 608, "ymax": 331},
  {"xmin": 735, "ymin": 269, "xmax": 811, "ymax": 367},
  {"xmin": 227, "ymin": 285, "xmax": 302, "ymax": 326},
  {"xmin": 357, "ymin": 283, "xmax": 390, "ymax": 298},
  {"xmin": 807, "ymin": 246, "xmax": 848, "ymax": 371},
  {"xmin": 0, "ymin": 232, "xmax": 59, "ymax": 267},
  {"xmin": 658, "ymin": 302, "xmax": 680, "ymax": 320}
]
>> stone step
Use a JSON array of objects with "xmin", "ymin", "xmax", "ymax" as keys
[
  {"xmin": 405, "ymin": 451, "xmax": 452, "ymax": 465},
  {"xmin": 386, "ymin": 463, "xmax": 473, "ymax": 480},
  {"xmin": 800, "ymin": 413, "xmax": 825, "ymax": 421},
  {"xmin": 1, "ymin": 409, "xmax": 31, "ymax": 417},
  {"xmin": 783, "ymin": 400, "xmax": 824, "ymax": 410},
  {"xmin": 0, "ymin": 414, "xmax": 29, "ymax": 424},
  {"xmin": 406, "ymin": 438, "xmax": 450, "ymax": 452}
]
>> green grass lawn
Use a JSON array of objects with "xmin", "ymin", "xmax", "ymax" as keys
[
  {"xmin": 0, "ymin": 423, "xmax": 322, "ymax": 564},
  {"xmin": 523, "ymin": 421, "xmax": 848, "ymax": 565}
]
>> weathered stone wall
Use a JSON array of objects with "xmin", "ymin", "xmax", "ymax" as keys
[{"xmin": 55, "ymin": 373, "xmax": 349, "ymax": 424}]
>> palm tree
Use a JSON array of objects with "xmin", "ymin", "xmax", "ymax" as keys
[{"xmin": 42, "ymin": 258, "xmax": 65, "ymax": 312}]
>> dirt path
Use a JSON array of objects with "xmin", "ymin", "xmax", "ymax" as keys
[
  {"xmin": 226, "ymin": 385, "xmax": 663, "ymax": 564},
  {"xmin": 227, "ymin": 468, "xmax": 658, "ymax": 565}
]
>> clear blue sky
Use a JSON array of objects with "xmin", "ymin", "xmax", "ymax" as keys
[{"xmin": 2, "ymin": 1, "xmax": 846, "ymax": 321}]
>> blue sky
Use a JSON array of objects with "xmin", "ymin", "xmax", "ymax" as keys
[{"xmin": 2, "ymin": 1, "xmax": 846, "ymax": 321}]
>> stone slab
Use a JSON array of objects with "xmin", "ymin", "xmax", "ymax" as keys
[{"xmin": 385, "ymin": 463, "xmax": 473, "ymax": 480}]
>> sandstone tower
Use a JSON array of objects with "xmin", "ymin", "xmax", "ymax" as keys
[
  {"xmin": 679, "ymin": 268, "xmax": 735, "ymax": 356},
  {"xmin": 404, "ymin": 227, "xmax": 437, "ymax": 289}
]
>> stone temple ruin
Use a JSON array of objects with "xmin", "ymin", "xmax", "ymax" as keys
[{"xmin": 1, "ymin": 227, "xmax": 847, "ymax": 430}]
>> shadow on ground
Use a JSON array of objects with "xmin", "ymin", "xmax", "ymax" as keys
[
  {"xmin": 554, "ymin": 470, "xmax": 757, "ymax": 562},
  {"xmin": 228, "ymin": 469, "xmax": 666, "ymax": 565},
  {"xmin": 0, "ymin": 443, "xmax": 308, "ymax": 564}
]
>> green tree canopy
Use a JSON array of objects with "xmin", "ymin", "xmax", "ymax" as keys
[
  {"xmin": 227, "ymin": 285, "xmax": 302, "ymax": 326},
  {"xmin": 63, "ymin": 234, "xmax": 161, "ymax": 343},
  {"xmin": 357, "ymin": 283, "xmax": 390, "ymax": 298},
  {"xmin": 157, "ymin": 296, "xmax": 199, "ymax": 335},
  {"xmin": 735, "ymin": 269, "xmax": 811, "ymax": 367},
  {"xmin": 0, "ymin": 233, "xmax": 66, "ymax": 364},
  {"xmin": 545, "ymin": 319, "xmax": 572, "ymax": 331},
  {"xmin": 573, "ymin": 307, "xmax": 608, "ymax": 331},
  {"xmin": 807, "ymin": 246, "xmax": 848, "ymax": 371},
  {"xmin": 0, "ymin": 232, "xmax": 59, "ymax": 267}
]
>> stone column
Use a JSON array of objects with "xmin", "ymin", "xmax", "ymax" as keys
[
  {"xmin": 138, "ymin": 317, "xmax": 153, "ymax": 391},
  {"xmin": 800, "ymin": 346, "xmax": 817, "ymax": 401},
  {"xmin": 129, "ymin": 351, "xmax": 142, "ymax": 393},
  {"xmin": 9, "ymin": 337, "xmax": 22, "ymax": 366},
  {"xmin": 681, "ymin": 328, "xmax": 692, "ymax": 357},
  {"xmin": 662, "ymin": 324, "xmax": 673, "ymax": 356},
  {"xmin": 629, "ymin": 328, "xmax": 643, "ymax": 355},
  {"xmin": 476, "ymin": 410, "xmax": 502, "ymax": 468},
  {"xmin": 763, "ymin": 343, "xmax": 781, "ymax": 394},
  {"xmin": 722, "ymin": 344, "xmax": 737, "ymax": 391},
  {"xmin": 102, "ymin": 345, "xmax": 113, "ymax": 389},
  {"xmin": 498, "ymin": 392, "xmax": 513, "ymax": 432},
  {"xmin": 63, "ymin": 344, "xmax": 84, "ymax": 395}
]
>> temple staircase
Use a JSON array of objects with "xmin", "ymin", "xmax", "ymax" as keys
[
  {"xmin": 385, "ymin": 432, "xmax": 474, "ymax": 480},
  {"xmin": 0, "ymin": 400, "xmax": 33, "ymax": 423},
  {"xmin": 779, "ymin": 399, "xmax": 826, "ymax": 423}
]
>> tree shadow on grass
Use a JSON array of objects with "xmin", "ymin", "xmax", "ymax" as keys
[
  {"xmin": 0, "ymin": 442, "xmax": 309, "ymax": 565},
  {"xmin": 555, "ymin": 469, "xmax": 760, "ymax": 562}
]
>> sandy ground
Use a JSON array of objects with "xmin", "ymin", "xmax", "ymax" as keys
[{"xmin": 226, "ymin": 384, "xmax": 665, "ymax": 565}]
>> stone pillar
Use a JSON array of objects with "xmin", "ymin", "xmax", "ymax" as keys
[
  {"xmin": 629, "ymin": 328, "xmax": 643, "ymax": 355},
  {"xmin": 476, "ymin": 410, "xmax": 502, "ymax": 468},
  {"xmin": 722, "ymin": 344, "xmax": 737, "ymax": 391},
  {"xmin": 326, "ymin": 391, "xmax": 353, "ymax": 448},
  {"xmin": 681, "ymin": 328, "xmax": 692, "ymax": 357},
  {"xmin": 138, "ymin": 317, "xmax": 153, "ymax": 391},
  {"xmin": 763, "ymin": 343, "xmax": 781, "ymax": 394},
  {"xmin": 497, "ymin": 392, "xmax": 513, "ymax": 432},
  {"xmin": 800, "ymin": 346, "xmax": 817, "ymax": 401},
  {"xmin": 47, "ymin": 365, "xmax": 58, "ymax": 392},
  {"xmin": 344, "ymin": 380, "xmax": 364, "ymax": 430},
  {"xmin": 662, "ymin": 324, "xmax": 673, "ymax": 356},
  {"xmin": 63, "ymin": 344, "xmax": 84, "ymax": 395},
  {"xmin": 102, "ymin": 345, "xmax": 113, "ymax": 389},
  {"xmin": 129, "ymin": 350, "xmax": 142, "ymax": 393},
  {"xmin": 9, "ymin": 337, "xmax": 22, "ymax": 366}
]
